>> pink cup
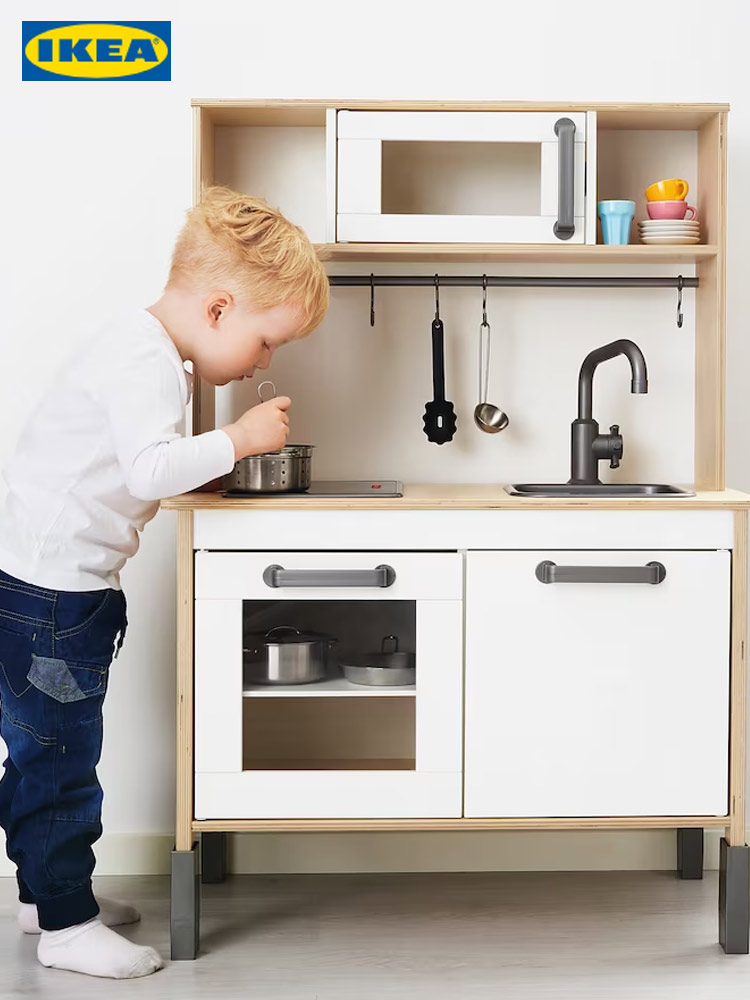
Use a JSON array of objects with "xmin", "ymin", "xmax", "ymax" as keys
[{"xmin": 647, "ymin": 201, "xmax": 697, "ymax": 221}]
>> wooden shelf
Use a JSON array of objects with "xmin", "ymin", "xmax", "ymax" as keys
[
  {"xmin": 243, "ymin": 677, "xmax": 416, "ymax": 698},
  {"xmin": 318, "ymin": 243, "xmax": 718, "ymax": 264},
  {"xmin": 193, "ymin": 814, "xmax": 730, "ymax": 832},
  {"xmin": 193, "ymin": 98, "xmax": 728, "ymax": 131},
  {"xmin": 241, "ymin": 758, "xmax": 415, "ymax": 771}
]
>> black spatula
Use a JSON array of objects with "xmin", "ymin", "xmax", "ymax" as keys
[{"xmin": 423, "ymin": 318, "xmax": 457, "ymax": 444}]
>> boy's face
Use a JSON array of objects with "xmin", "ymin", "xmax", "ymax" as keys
[{"xmin": 196, "ymin": 296, "xmax": 306, "ymax": 386}]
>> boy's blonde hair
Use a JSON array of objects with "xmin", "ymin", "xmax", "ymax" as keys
[{"xmin": 168, "ymin": 186, "xmax": 329, "ymax": 336}]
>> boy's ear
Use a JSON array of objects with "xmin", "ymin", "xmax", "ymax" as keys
[{"xmin": 207, "ymin": 291, "xmax": 233, "ymax": 325}]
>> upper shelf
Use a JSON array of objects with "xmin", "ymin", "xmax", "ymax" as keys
[
  {"xmin": 192, "ymin": 99, "xmax": 729, "ymax": 131},
  {"xmin": 199, "ymin": 98, "xmax": 726, "ymax": 260},
  {"xmin": 316, "ymin": 243, "xmax": 719, "ymax": 264}
]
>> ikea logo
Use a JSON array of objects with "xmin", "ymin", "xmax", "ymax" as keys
[{"xmin": 22, "ymin": 22, "xmax": 171, "ymax": 81}]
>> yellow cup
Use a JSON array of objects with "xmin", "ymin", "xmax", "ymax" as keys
[{"xmin": 645, "ymin": 178, "xmax": 689, "ymax": 201}]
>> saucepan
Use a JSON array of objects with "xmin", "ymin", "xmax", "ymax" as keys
[
  {"xmin": 223, "ymin": 381, "xmax": 314, "ymax": 494},
  {"xmin": 243, "ymin": 625, "xmax": 337, "ymax": 685}
]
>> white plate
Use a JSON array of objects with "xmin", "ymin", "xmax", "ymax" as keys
[
  {"xmin": 639, "ymin": 228, "xmax": 701, "ymax": 235},
  {"xmin": 641, "ymin": 236, "xmax": 701, "ymax": 244},
  {"xmin": 640, "ymin": 223, "xmax": 700, "ymax": 229},
  {"xmin": 639, "ymin": 221, "xmax": 700, "ymax": 228},
  {"xmin": 639, "ymin": 229, "xmax": 701, "ymax": 236}
]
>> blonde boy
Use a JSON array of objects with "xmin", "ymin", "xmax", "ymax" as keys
[{"xmin": 0, "ymin": 187, "xmax": 329, "ymax": 978}]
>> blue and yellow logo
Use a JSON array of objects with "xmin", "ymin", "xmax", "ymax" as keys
[{"xmin": 22, "ymin": 21, "xmax": 171, "ymax": 81}]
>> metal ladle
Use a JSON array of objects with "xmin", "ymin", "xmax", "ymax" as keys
[
  {"xmin": 257, "ymin": 380, "xmax": 277, "ymax": 402},
  {"xmin": 473, "ymin": 280, "xmax": 509, "ymax": 433}
]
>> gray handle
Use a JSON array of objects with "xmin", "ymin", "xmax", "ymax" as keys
[
  {"xmin": 535, "ymin": 560, "xmax": 666, "ymax": 585},
  {"xmin": 553, "ymin": 117, "xmax": 576, "ymax": 240},
  {"xmin": 263, "ymin": 564, "xmax": 396, "ymax": 588}
]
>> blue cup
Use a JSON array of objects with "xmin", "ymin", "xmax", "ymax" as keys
[{"xmin": 598, "ymin": 200, "xmax": 636, "ymax": 245}]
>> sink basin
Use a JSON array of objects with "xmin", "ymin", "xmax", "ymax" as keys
[{"xmin": 506, "ymin": 483, "xmax": 696, "ymax": 498}]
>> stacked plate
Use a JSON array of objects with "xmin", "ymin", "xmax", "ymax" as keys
[{"xmin": 639, "ymin": 219, "xmax": 701, "ymax": 245}]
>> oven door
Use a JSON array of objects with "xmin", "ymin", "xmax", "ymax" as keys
[{"xmin": 194, "ymin": 550, "xmax": 463, "ymax": 819}]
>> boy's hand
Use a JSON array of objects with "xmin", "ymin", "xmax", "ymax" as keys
[{"xmin": 222, "ymin": 397, "xmax": 292, "ymax": 461}]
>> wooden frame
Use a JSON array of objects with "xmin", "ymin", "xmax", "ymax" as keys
[
  {"xmin": 728, "ymin": 509, "xmax": 748, "ymax": 846},
  {"xmin": 172, "ymin": 98, "xmax": 742, "ymax": 844},
  {"xmin": 695, "ymin": 112, "xmax": 728, "ymax": 491},
  {"xmin": 175, "ymin": 509, "xmax": 193, "ymax": 852}
]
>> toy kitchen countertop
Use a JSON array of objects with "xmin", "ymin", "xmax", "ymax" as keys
[{"xmin": 161, "ymin": 483, "xmax": 750, "ymax": 511}]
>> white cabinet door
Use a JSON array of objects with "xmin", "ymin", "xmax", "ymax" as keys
[
  {"xmin": 335, "ymin": 110, "xmax": 595, "ymax": 244},
  {"xmin": 464, "ymin": 550, "xmax": 730, "ymax": 818},
  {"xmin": 194, "ymin": 551, "xmax": 463, "ymax": 820}
]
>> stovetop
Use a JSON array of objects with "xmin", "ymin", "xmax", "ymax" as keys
[{"xmin": 224, "ymin": 480, "xmax": 403, "ymax": 498}]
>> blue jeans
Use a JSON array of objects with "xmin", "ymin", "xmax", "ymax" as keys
[{"xmin": 0, "ymin": 567, "xmax": 127, "ymax": 930}]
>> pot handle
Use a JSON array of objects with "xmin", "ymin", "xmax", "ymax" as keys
[
  {"xmin": 265, "ymin": 625, "xmax": 301, "ymax": 638},
  {"xmin": 263, "ymin": 564, "xmax": 396, "ymax": 588}
]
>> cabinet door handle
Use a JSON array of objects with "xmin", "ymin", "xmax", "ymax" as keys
[
  {"xmin": 535, "ymin": 560, "xmax": 667, "ymax": 585},
  {"xmin": 262, "ymin": 564, "xmax": 396, "ymax": 588},
  {"xmin": 553, "ymin": 117, "xmax": 576, "ymax": 241}
]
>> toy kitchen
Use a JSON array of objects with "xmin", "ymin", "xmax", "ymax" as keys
[{"xmin": 162, "ymin": 99, "xmax": 750, "ymax": 962}]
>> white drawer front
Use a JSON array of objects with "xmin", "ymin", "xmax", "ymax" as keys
[
  {"xmin": 193, "ymin": 510, "xmax": 734, "ymax": 553},
  {"xmin": 195, "ymin": 772, "xmax": 462, "ymax": 821},
  {"xmin": 195, "ymin": 551, "xmax": 462, "ymax": 601}
]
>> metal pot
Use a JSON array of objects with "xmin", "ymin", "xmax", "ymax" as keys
[
  {"xmin": 225, "ymin": 379, "xmax": 314, "ymax": 494},
  {"xmin": 341, "ymin": 635, "xmax": 416, "ymax": 687},
  {"xmin": 224, "ymin": 444, "xmax": 314, "ymax": 494},
  {"xmin": 243, "ymin": 625, "xmax": 336, "ymax": 685}
]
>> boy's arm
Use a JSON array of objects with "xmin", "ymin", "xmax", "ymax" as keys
[
  {"xmin": 98, "ymin": 349, "xmax": 236, "ymax": 501},
  {"xmin": 194, "ymin": 476, "xmax": 226, "ymax": 493}
]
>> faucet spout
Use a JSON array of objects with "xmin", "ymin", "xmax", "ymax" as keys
[
  {"xmin": 569, "ymin": 339, "xmax": 649, "ymax": 486},
  {"xmin": 577, "ymin": 339, "xmax": 648, "ymax": 421}
]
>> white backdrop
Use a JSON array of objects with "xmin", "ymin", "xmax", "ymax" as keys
[{"xmin": 0, "ymin": 0, "xmax": 748, "ymax": 875}]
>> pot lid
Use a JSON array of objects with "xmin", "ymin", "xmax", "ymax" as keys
[{"xmin": 246, "ymin": 626, "xmax": 334, "ymax": 645}]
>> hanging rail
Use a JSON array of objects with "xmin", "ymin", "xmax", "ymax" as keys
[
  {"xmin": 329, "ymin": 273, "xmax": 696, "ymax": 328},
  {"xmin": 328, "ymin": 275, "xmax": 698, "ymax": 288}
]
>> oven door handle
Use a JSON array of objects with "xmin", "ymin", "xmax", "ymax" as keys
[{"xmin": 262, "ymin": 564, "xmax": 396, "ymax": 589}]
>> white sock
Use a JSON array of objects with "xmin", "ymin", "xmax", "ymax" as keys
[
  {"xmin": 18, "ymin": 895, "xmax": 140, "ymax": 934},
  {"xmin": 37, "ymin": 918, "xmax": 163, "ymax": 979}
]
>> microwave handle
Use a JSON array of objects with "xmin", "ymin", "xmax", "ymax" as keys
[
  {"xmin": 553, "ymin": 117, "xmax": 576, "ymax": 240},
  {"xmin": 263, "ymin": 564, "xmax": 396, "ymax": 588}
]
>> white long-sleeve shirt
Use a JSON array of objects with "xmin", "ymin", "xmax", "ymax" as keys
[{"xmin": 0, "ymin": 308, "xmax": 235, "ymax": 591}]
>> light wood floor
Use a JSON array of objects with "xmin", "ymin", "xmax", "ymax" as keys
[{"xmin": 1, "ymin": 871, "xmax": 750, "ymax": 998}]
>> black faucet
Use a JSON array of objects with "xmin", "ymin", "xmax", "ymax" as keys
[{"xmin": 569, "ymin": 339, "xmax": 648, "ymax": 485}]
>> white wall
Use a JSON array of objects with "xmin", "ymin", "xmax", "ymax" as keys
[{"xmin": 1, "ymin": 0, "xmax": 749, "ymax": 875}]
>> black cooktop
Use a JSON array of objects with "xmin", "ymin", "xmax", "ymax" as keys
[{"xmin": 224, "ymin": 480, "xmax": 403, "ymax": 498}]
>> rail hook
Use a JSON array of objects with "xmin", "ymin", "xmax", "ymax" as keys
[
  {"xmin": 676, "ymin": 274, "xmax": 684, "ymax": 329},
  {"xmin": 434, "ymin": 273, "xmax": 440, "ymax": 321},
  {"xmin": 369, "ymin": 273, "xmax": 375, "ymax": 327}
]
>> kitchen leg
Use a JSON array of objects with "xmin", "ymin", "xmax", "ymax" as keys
[
  {"xmin": 719, "ymin": 838, "xmax": 750, "ymax": 954},
  {"xmin": 676, "ymin": 828, "xmax": 703, "ymax": 879},
  {"xmin": 170, "ymin": 843, "xmax": 200, "ymax": 960},
  {"xmin": 201, "ymin": 831, "xmax": 227, "ymax": 883}
]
